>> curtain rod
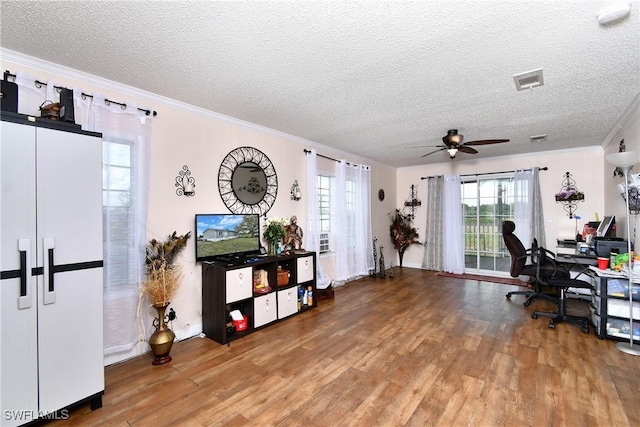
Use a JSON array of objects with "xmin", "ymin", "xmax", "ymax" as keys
[
  {"xmin": 303, "ymin": 149, "xmax": 368, "ymax": 169},
  {"xmin": 421, "ymin": 166, "xmax": 548, "ymax": 180},
  {"xmin": 4, "ymin": 70, "xmax": 158, "ymax": 117}
]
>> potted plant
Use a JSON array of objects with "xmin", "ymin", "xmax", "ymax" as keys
[
  {"xmin": 389, "ymin": 209, "xmax": 421, "ymax": 267},
  {"xmin": 142, "ymin": 231, "xmax": 191, "ymax": 365},
  {"xmin": 262, "ymin": 217, "xmax": 287, "ymax": 255}
]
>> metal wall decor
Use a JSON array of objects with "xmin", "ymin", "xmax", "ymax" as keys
[
  {"xmin": 554, "ymin": 171, "xmax": 584, "ymax": 218},
  {"xmin": 218, "ymin": 147, "xmax": 278, "ymax": 214},
  {"xmin": 175, "ymin": 165, "xmax": 195, "ymax": 196},
  {"xmin": 403, "ymin": 184, "xmax": 421, "ymax": 219},
  {"xmin": 290, "ymin": 180, "xmax": 301, "ymax": 201}
]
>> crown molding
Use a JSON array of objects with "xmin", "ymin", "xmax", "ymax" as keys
[
  {"xmin": 601, "ymin": 92, "xmax": 640, "ymax": 149},
  {"xmin": 1, "ymin": 48, "xmax": 387, "ymax": 168}
]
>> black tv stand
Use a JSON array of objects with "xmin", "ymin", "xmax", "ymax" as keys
[{"xmin": 202, "ymin": 252, "xmax": 318, "ymax": 344}]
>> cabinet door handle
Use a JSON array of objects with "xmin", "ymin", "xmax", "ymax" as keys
[
  {"xmin": 43, "ymin": 237, "xmax": 56, "ymax": 305},
  {"xmin": 18, "ymin": 239, "xmax": 32, "ymax": 309}
]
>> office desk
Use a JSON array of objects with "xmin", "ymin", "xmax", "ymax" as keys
[
  {"xmin": 555, "ymin": 243, "xmax": 598, "ymax": 296},
  {"xmin": 555, "ymin": 242, "xmax": 598, "ymax": 267}
]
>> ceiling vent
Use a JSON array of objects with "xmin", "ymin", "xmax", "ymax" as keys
[
  {"xmin": 513, "ymin": 69, "xmax": 544, "ymax": 91},
  {"xmin": 529, "ymin": 134, "xmax": 548, "ymax": 143}
]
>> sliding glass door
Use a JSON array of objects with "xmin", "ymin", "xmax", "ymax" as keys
[{"xmin": 462, "ymin": 175, "xmax": 514, "ymax": 274}]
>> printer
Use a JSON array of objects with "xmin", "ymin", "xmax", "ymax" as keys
[{"xmin": 593, "ymin": 237, "xmax": 628, "ymax": 257}]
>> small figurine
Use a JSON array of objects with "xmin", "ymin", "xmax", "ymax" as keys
[
  {"xmin": 372, "ymin": 237, "xmax": 378, "ymax": 276},
  {"xmin": 378, "ymin": 246, "xmax": 386, "ymax": 278},
  {"xmin": 284, "ymin": 215, "xmax": 304, "ymax": 251}
]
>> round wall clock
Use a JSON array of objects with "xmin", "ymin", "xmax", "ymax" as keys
[
  {"xmin": 378, "ymin": 189, "xmax": 385, "ymax": 201},
  {"xmin": 218, "ymin": 147, "xmax": 278, "ymax": 214}
]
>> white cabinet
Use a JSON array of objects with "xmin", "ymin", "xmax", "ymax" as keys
[
  {"xmin": 1, "ymin": 117, "xmax": 104, "ymax": 425},
  {"xmin": 296, "ymin": 255, "xmax": 315, "ymax": 283},
  {"xmin": 225, "ymin": 267, "xmax": 253, "ymax": 303},
  {"xmin": 592, "ymin": 275, "xmax": 640, "ymax": 344},
  {"xmin": 277, "ymin": 287, "xmax": 298, "ymax": 319},
  {"xmin": 254, "ymin": 293, "xmax": 277, "ymax": 327}
]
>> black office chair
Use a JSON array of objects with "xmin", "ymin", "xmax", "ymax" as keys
[
  {"xmin": 530, "ymin": 249, "xmax": 592, "ymax": 333},
  {"xmin": 502, "ymin": 220, "xmax": 563, "ymax": 306}
]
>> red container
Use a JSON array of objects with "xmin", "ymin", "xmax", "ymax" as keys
[{"xmin": 232, "ymin": 315, "xmax": 248, "ymax": 332}]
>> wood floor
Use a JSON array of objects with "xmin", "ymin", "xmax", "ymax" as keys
[{"xmin": 51, "ymin": 268, "xmax": 640, "ymax": 426}]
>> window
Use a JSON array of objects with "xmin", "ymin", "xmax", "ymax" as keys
[
  {"xmin": 462, "ymin": 175, "xmax": 514, "ymax": 273},
  {"xmin": 345, "ymin": 179, "xmax": 356, "ymax": 249},
  {"xmin": 102, "ymin": 139, "xmax": 136, "ymax": 288},
  {"xmin": 317, "ymin": 175, "xmax": 331, "ymax": 252},
  {"xmin": 317, "ymin": 175, "xmax": 331, "ymax": 232}
]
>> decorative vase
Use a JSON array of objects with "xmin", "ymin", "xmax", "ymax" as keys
[
  {"xmin": 149, "ymin": 302, "xmax": 175, "ymax": 365},
  {"xmin": 267, "ymin": 241, "xmax": 278, "ymax": 256}
]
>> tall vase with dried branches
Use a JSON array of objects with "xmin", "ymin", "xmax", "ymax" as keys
[
  {"xmin": 389, "ymin": 209, "xmax": 421, "ymax": 268},
  {"xmin": 142, "ymin": 231, "xmax": 191, "ymax": 365}
]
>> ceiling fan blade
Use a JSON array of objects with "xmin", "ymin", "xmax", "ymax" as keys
[
  {"xmin": 405, "ymin": 144, "xmax": 444, "ymax": 149},
  {"xmin": 421, "ymin": 147, "xmax": 447, "ymax": 157},
  {"xmin": 457, "ymin": 146, "xmax": 478, "ymax": 154},
  {"xmin": 463, "ymin": 139, "xmax": 510, "ymax": 146}
]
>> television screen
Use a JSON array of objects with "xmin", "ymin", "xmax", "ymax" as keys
[{"xmin": 195, "ymin": 214, "xmax": 261, "ymax": 262}]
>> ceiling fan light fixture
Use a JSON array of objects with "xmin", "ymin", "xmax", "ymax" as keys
[
  {"xmin": 513, "ymin": 69, "xmax": 544, "ymax": 91},
  {"xmin": 597, "ymin": 1, "xmax": 631, "ymax": 25},
  {"xmin": 448, "ymin": 148, "xmax": 458, "ymax": 158}
]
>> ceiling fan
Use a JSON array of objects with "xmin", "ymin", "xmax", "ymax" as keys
[{"xmin": 417, "ymin": 129, "xmax": 509, "ymax": 159}]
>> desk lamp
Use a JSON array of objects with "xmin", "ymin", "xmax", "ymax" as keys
[{"xmin": 605, "ymin": 151, "xmax": 639, "ymax": 356}]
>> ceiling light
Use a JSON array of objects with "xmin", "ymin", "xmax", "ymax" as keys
[
  {"xmin": 513, "ymin": 69, "xmax": 544, "ymax": 91},
  {"xmin": 530, "ymin": 134, "xmax": 548, "ymax": 142},
  {"xmin": 448, "ymin": 148, "xmax": 458, "ymax": 158},
  {"xmin": 597, "ymin": 2, "xmax": 631, "ymax": 25}
]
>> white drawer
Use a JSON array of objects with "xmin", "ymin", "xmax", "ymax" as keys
[
  {"xmin": 226, "ymin": 266, "xmax": 253, "ymax": 304},
  {"xmin": 607, "ymin": 298, "xmax": 640, "ymax": 320},
  {"xmin": 254, "ymin": 293, "xmax": 277, "ymax": 327},
  {"xmin": 297, "ymin": 255, "xmax": 314, "ymax": 283},
  {"xmin": 277, "ymin": 287, "xmax": 298, "ymax": 319}
]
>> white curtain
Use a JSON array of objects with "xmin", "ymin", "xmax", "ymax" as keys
[
  {"xmin": 89, "ymin": 94, "xmax": 152, "ymax": 357},
  {"xmin": 305, "ymin": 149, "xmax": 331, "ymax": 289},
  {"xmin": 514, "ymin": 169, "xmax": 533, "ymax": 247},
  {"xmin": 531, "ymin": 168, "xmax": 546, "ymax": 248},
  {"xmin": 12, "ymin": 73, "xmax": 152, "ymax": 362},
  {"xmin": 443, "ymin": 174, "xmax": 465, "ymax": 274},
  {"xmin": 334, "ymin": 160, "xmax": 373, "ymax": 281},
  {"xmin": 422, "ymin": 176, "xmax": 444, "ymax": 270},
  {"xmin": 513, "ymin": 168, "xmax": 546, "ymax": 248}
]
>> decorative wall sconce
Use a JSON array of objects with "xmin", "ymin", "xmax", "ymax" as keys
[
  {"xmin": 403, "ymin": 184, "xmax": 421, "ymax": 219},
  {"xmin": 554, "ymin": 171, "xmax": 584, "ymax": 218},
  {"xmin": 290, "ymin": 180, "xmax": 301, "ymax": 201},
  {"xmin": 175, "ymin": 165, "xmax": 195, "ymax": 197}
]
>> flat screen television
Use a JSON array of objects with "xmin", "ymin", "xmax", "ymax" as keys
[
  {"xmin": 195, "ymin": 213, "xmax": 261, "ymax": 262},
  {"xmin": 596, "ymin": 215, "xmax": 615, "ymax": 237}
]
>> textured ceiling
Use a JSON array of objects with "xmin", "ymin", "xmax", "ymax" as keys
[{"xmin": 1, "ymin": 1, "xmax": 639, "ymax": 167}]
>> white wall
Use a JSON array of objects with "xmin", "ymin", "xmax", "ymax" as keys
[{"xmin": 396, "ymin": 148, "xmax": 606, "ymax": 269}]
